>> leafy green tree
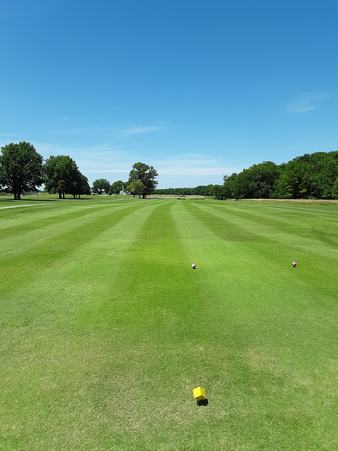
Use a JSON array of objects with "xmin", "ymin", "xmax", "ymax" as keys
[
  {"xmin": 332, "ymin": 177, "xmax": 338, "ymax": 199},
  {"xmin": 92, "ymin": 178, "xmax": 111, "ymax": 194},
  {"xmin": 223, "ymin": 173, "xmax": 238, "ymax": 199},
  {"xmin": 213, "ymin": 184, "xmax": 226, "ymax": 200},
  {"xmin": 44, "ymin": 155, "xmax": 79, "ymax": 199},
  {"xmin": 0, "ymin": 142, "xmax": 43, "ymax": 199},
  {"xmin": 317, "ymin": 152, "xmax": 338, "ymax": 198},
  {"xmin": 226, "ymin": 162, "xmax": 280, "ymax": 199},
  {"xmin": 69, "ymin": 172, "xmax": 91, "ymax": 198},
  {"xmin": 80, "ymin": 175, "xmax": 91, "ymax": 196},
  {"xmin": 128, "ymin": 162, "xmax": 158, "ymax": 198},
  {"xmin": 127, "ymin": 180, "xmax": 146, "ymax": 198},
  {"xmin": 223, "ymin": 173, "xmax": 237, "ymax": 199},
  {"xmin": 274, "ymin": 163, "xmax": 298, "ymax": 198},
  {"xmin": 274, "ymin": 152, "xmax": 338, "ymax": 199},
  {"xmin": 110, "ymin": 180, "xmax": 124, "ymax": 194}
]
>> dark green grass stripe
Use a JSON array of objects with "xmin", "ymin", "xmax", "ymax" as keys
[
  {"xmin": 0, "ymin": 202, "xmax": 157, "ymax": 296},
  {"xmin": 92, "ymin": 201, "xmax": 212, "ymax": 343}
]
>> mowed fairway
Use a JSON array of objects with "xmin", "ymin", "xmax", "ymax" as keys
[{"xmin": 0, "ymin": 197, "xmax": 337, "ymax": 450}]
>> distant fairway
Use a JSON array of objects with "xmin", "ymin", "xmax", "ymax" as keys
[{"xmin": 0, "ymin": 197, "xmax": 337, "ymax": 450}]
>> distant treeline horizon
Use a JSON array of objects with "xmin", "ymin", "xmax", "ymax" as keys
[
  {"xmin": 155, "ymin": 150, "xmax": 338, "ymax": 200},
  {"xmin": 1, "ymin": 143, "xmax": 337, "ymax": 200}
]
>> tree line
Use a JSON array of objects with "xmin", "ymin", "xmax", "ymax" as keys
[
  {"xmin": 154, "ymin": 151, "xmax": 338, "ymax": 200},
  {"xmin": 0, "ymin": 141, "xmax": 158, "ymax": 199},
  {"xmin": 221, "ymin": 151, "xmax": 338, "ymax": 200},
  {"xmin": 1, "ymin": 142, "xmax": 337, "ymax": 200},
  {"xmin": 154, "ymin": 185, "xmax": 221, "ymax": 196}
]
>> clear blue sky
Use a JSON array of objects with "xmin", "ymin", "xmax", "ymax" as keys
[{"xmin": 1, "ymin": 0, "xmax": 338, "ymax": 187}]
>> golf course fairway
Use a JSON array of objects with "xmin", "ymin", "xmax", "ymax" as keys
[{"xmin": 0, "ymin": 197, "xmax": 337, "ymax": 449}]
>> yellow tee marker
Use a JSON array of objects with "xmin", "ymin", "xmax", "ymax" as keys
[{"xmin": 193, "ymin": 386, "xmax": 206, "ymax": 401}]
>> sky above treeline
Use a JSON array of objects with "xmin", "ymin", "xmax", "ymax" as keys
[{"xmin": 1, "ymin": 0, "xmax": 338, "ymax": 187}]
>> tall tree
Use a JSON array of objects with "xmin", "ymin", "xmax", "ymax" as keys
[
  {"xmin": 128, "ymin": 162, "xmax": 158, "ymax": 198},
  {"xmin": 92, "ymin": 178, "xmax": 111, "ymax": 194},
  {"xmin": 44, "ymin": 155, "xmax": 79, "ymax": 199},
  {"xmin": 0, "ymin": 142, "xmax": 43, "ymax": 199}
]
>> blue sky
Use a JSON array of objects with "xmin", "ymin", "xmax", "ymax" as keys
[{"xmin": 1, "ymin": 0, "xmax": 338, "ymax": 187}]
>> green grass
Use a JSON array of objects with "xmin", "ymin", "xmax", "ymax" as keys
[{"xmin": 0, "ymin": 197, "xmax": 337, "ymax": 450}]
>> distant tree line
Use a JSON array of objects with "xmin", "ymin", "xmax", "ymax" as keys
[
  {"xmin": 154, "ymin": 151, "xmax": 338, "ymax": 200},
  {"xmin": 1, "ymin": 142, "xmax": 337, "ymax": 200},
  {"xmin": 154, "ymin": 185, "xmax": 221, "ymax": 197},
  {"xmin": 222, "ymin": 151, "xmax": 338, "ymax": 200}
]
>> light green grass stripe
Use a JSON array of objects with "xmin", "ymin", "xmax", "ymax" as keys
[{"xmin": 0, "ymin": 203, "xmax": 51, "ymax": 210}]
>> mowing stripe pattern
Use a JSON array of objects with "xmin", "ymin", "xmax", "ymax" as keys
[{"xmin": 0, "ymin": 198, "xmax": 337, "ymax": 450}]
